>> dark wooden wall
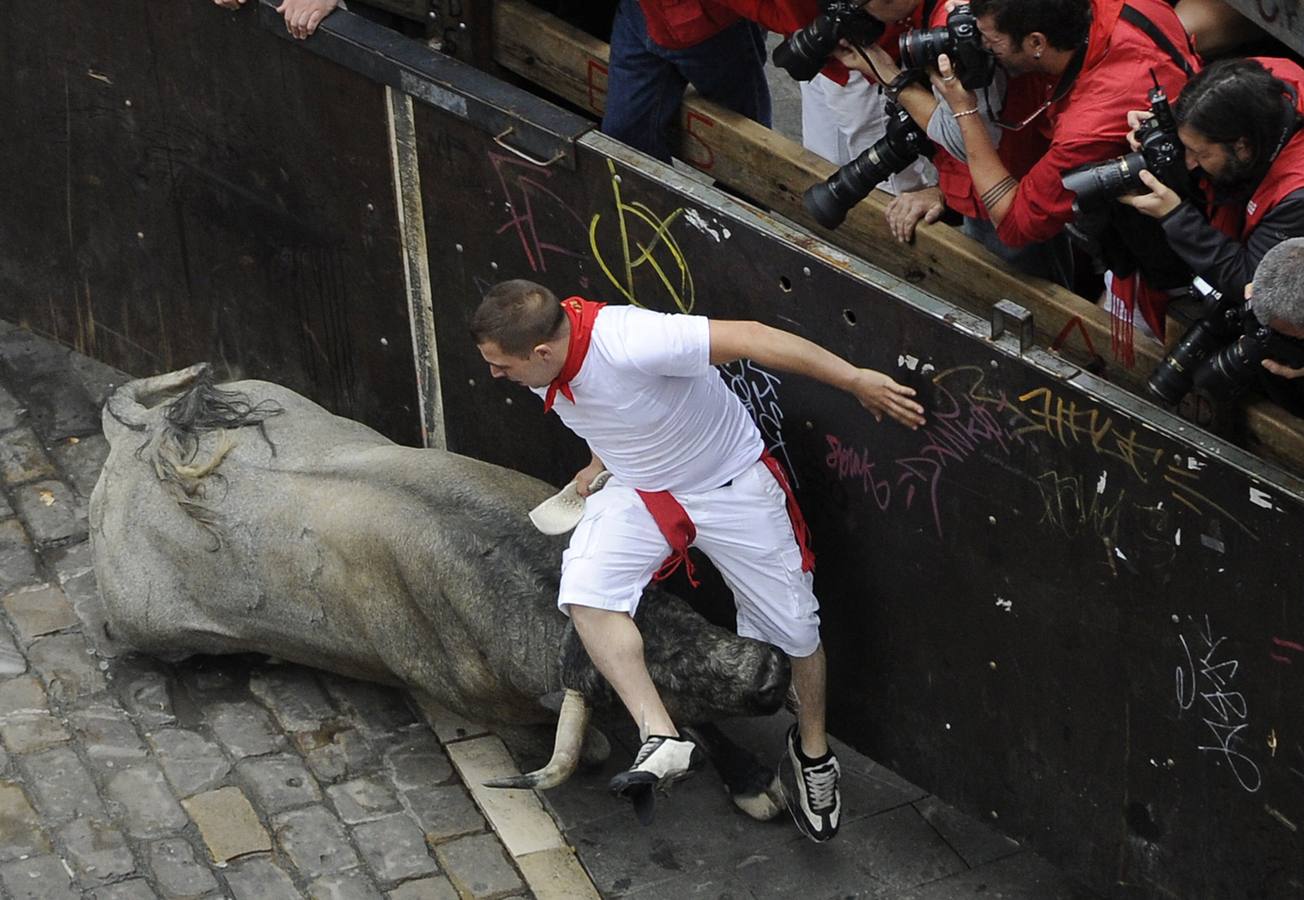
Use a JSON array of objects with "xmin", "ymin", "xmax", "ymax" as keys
[
  {"xmin": 5, "ymin": 3, "xmax": 1303, "ymax": 895},
  {"xmin": 0, "ymin": 0, "xmax": 419, "ymax": 442}
]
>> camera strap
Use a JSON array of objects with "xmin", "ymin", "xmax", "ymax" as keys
[{"xmin": 1119, "ymin": 5, "xmax": 1196, "ymax": 78}]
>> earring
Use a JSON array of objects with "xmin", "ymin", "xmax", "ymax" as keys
[{"xmin": 1034, "ymin": 49, "xmax": 1042, "ymax": 59}]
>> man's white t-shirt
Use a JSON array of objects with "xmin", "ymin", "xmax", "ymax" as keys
[{"xmin": 530, "ymin": 305, "xmax": 763, "ymax": 494}]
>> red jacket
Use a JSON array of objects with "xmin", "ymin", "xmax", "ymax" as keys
[
  {"xmin": 996, "ymin": 0, "xmax": 1199, "ymax": 247},
  {"xmin": 1208, "ymin": 58, "xmax": 1304, "ymax": 241},
  {"xmin": 639, "ymin": 0, "xmax": 915, "ymax": 87},
  {"xmin": 638, "ymin": 0, "xmax": 815, "ymax": 49}
]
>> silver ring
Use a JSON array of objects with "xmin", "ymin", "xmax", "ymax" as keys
[{"xmin": 941, "ymin": 75, "xmax": 957, "ymax": 82}]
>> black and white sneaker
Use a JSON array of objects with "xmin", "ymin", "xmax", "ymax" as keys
[
  {"xmin": 783, "ymin": 724, "xmax": 841, "ymax": 842},
  {"xmin": 608, "ymin": 735, "xmax": 700, "ymax": 826}
]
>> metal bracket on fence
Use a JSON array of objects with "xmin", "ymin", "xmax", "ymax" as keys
[{"xmin": 991, "ymin": 299, "xmax": 1034, "ymax": 354}]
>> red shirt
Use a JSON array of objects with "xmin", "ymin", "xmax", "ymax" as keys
[
  {"xmin": 638, "ymin": 0, "xmax": 915, "ymax": 87},
  {"xmin": 996, "ymin": 0, "xmax": 1199, "ymax": 247},
  {"xmin": 637, "ymin": 0, "xmax": 816, "ymax": 49}
]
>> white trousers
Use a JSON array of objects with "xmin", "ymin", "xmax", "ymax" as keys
[{"xmin": 559, "ymin": 459, "xmax": 821, "ymax": 657}]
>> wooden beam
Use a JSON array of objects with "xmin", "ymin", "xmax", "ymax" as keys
[{"xmin": 491, "ymin": 0, "xmax": 1304, "ymax": 469}]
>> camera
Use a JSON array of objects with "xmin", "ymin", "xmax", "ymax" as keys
[
  {"xmin": 772, "ymin": 0, "xmax": 886, "ymax": 82},
  {"xmin": 803, "ymin": 101, "xmax": 935, "ymax": 228},
  {"xmin": 898, "ymin": 5, "xmax": 996, "ymax": 91},
  {"xmin": 1061, "ymin": 76, "xmax": 1186, "ymax": 213},
  {"xmin": 1196, "ymin": 314, "xmax": 1304, "ymax": 398},
  {"xmin": 1147, "ymin": 279, "xmax": 1241, "ymax": 405},
  {"xmin": 1147, "ymin": 278, "xmax": 1304, "ymax": 404}
]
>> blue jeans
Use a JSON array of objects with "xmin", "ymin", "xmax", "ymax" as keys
[{"xmin": 602, "ymin": 0, "xmax": 772, "ymax": 163}]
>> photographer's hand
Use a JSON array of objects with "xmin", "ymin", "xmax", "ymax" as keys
[
  {"xmin": 1261, "ymin": 358, "xmax": 1304, "ymax": 379},
  {"xmin": 1124, "ymin": 109, "xmax": 1153, "ymax": 152},
  {"xmin": 886, "ymin": 187, "xmax": 945, "ymax": 242},
  {"xmin": 929, "ymin": 54, "xmax": 977, "ymax": 112},
  {"xmin": 1117, "ymin": 169, "xmax": 1182, "ymax": 219}
]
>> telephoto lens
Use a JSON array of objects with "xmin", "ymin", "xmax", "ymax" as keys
[
  {"xmin": 1061, "ymin": 152, "xmax": 1149, "ymax": 214},
  {"xmin": 772, "ymin": 2, "xmax": 885, "ymax": 82},
  {"xmin": 803, "ymin": 104, "xmax": 933, "ymax": 228},
  {"xmin": 1195, "ymin": 323, "xmax": 1304, "ymax": 397},
  {"xmin": 1146, "ymin": 280, "xmax": 1242, "ymax": 405},
  {"xmin": 772, "ymin": 12, "xmax": 841, "ymax": 81}
]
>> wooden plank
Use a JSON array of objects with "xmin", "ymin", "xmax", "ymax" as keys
[{"xmin": 491, "ymin": 0, "xmax": 1304, "ymax": 471}]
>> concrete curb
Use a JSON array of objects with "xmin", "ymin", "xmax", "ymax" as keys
[{"xmin": 413, "ymin": 694, "xmax": 601, "ymax": 900}]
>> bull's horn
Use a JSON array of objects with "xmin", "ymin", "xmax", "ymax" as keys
[
  {"xmin": 105, "ymin": 363, "xmax": 211, "ymax": 430},
  {"xmin": 483, "ymin": 689, "xmax": 589, "ymax": 790}
]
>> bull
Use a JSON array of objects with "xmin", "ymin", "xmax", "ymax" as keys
[{"xmin": 89, "ymin": 364, "xmax": 788, "ymax": 816}]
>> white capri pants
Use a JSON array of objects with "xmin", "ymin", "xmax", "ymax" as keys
[{"xmin": 558, "ymin": 459, "xmax": 821, "ymax": 658}]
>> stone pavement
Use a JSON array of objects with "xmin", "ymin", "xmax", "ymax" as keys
[{"xmin": 0, "ymin": 319, "xmax": 1089, "ymax": 899}]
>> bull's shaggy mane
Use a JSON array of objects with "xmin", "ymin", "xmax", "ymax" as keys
[{"xmin": 127, "ymin": 365, "xmax": 284, "ymax": 547}]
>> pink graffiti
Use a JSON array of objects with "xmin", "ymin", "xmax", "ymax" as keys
[
  {"xmin": 489, "ymin": 152, "xmax": 588, "ymax": 273},
  {"xmin": 1269, "ymin": 636, "xmax": 1304, "ymax": 665},
  {"xmin": 824, "ymin": 366, "xmax": 1027, "ymax": 537}
]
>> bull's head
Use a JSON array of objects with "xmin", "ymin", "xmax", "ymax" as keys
[{"xmin": 487, "ymin": 586, "xmax": 789, "ymax": 790}]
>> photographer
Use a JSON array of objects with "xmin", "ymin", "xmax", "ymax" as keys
[
  {"xmin": 796, "ymin": 0, "xmax": 939, "ymax": 209},
  {"xmin": 1248, "ymin": 239, "xmax": 1304, "ymax": 412},
  {"xmin": 927, "ymin": 0, "xmax": 1197, "ymax": 333},
  {"xmin": 1118, "ymin": 58, "xmax": 1304, "ymax": 311},
  {"xmin": 771, "ymin": 1, "xmax": 941, "ymax": 223},
  {"xmin": 835, "ymin": 18, "xmax": 1070, "ymax": 284}
]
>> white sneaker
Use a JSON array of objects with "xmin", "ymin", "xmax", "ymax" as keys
[{"xmin": 608, "ymin": 735, "xmax": 700, "ymax": 825}]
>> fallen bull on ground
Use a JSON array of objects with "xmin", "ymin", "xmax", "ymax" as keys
[{"xmin": 89, "ymin": 363, "xmax": 788, "ymax": 816}]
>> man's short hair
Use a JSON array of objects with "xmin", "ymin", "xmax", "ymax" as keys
[
  {"xmin": 470, "ymin": 280, "xmax": 566, "ymax": 357},
  {"xmin": 1175, "ymin": 59, "xmax": 1300, "ymax": 179},
  {"xmin": 969, "ymin": 0, "xmax": 1090, "ymax": 51},
  {"xmin": 1252, "ymin": 238, "xmax": 1304, "ymax": 328}
]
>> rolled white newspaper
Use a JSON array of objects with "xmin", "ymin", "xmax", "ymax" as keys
[{"xmin": 528, "ymin": 470, "xmax": 611, "ymax": 535}]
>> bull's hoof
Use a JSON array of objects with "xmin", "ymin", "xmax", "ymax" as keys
[{"xmin": 730, "ymin": 773, "xmax": 785, "ymax": 821}]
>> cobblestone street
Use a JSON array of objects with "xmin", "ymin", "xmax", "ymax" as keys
[{"xmin": 0, "ymin": 321, "xmax": 584, "ymax": 900}]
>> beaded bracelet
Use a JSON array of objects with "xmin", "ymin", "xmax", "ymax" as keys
[{"xmin": 952, "ymin": 107, "xmax": 981, "ymax": 119}]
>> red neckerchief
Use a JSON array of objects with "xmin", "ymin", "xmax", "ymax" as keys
[{"xmin": 543, "ymin": 297, "xmax": 605, "ymax": 413}]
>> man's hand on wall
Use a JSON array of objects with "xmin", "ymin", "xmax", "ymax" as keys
[
  {"xmin": 886, "ymin": 187, "xmax": 945, "ymax": 243},
  {"xmin": 850, "ymin": 370, "xmax": 926, "ymax": 429},
  {"xmin": 276, "ymin": 0, "xmax": 340, "ymax": 39}
]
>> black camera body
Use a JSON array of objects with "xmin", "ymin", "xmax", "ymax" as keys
[
  {"xmin": 898, "ymin": 5, "xmax": 996, "ymax": 91},
  {"xmin": 1147, "ymin": 278, "xmax": 1304, "ymax": 405},
  {"xmin": 772, "ymin": 0, "xmax": 886, "ymax": 82},
  {"xmin": 803, "ymin": 101, "xmax": 935, "ymax": 228},
  {"xmin": 1062, "ymin": 80, "xmax": 1186, "ymax": 213}
]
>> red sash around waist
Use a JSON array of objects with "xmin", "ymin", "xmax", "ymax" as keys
[{"xmin": 636, "ymin": 449, "xmax": 815, "ymax": 589}]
